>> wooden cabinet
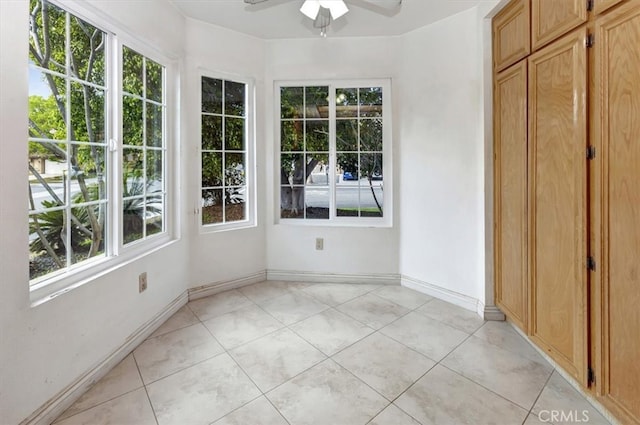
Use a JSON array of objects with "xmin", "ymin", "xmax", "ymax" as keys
[
  {"xmin": 532, "ymin": 0, "xmax": 587, "ymax": 50},
  {"xmin": 592, "ymin": 2, "xmax": 640, "ymax": 422},
  {"xmin": 528, "ymin": 26, "xmax": 589, "ymax": 383},
  {"xmin": 494, "ymin": 61, "xmax": 528, "ymax": 331},
  {"xmin": 594, "ymin": 0, "xmax": 626, "ymax": 14},
  {"xmin": 493, "ymin": 0, "xmax": 640, "ymax": 422},
  {"xmin": 493, "ymin": 0, "xmax": 531, "ymax": 71}
]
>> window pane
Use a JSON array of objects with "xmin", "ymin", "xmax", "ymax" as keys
[
  {"xmin": 360, "ymin": 153, "xmax": 383, "ymax": 180},
  {"xmin": 71, "ymin": 202, "xmax": 106, "ymax": 263},
  {"xmin": 281, "ymin": 87, "xmax": 303, "ymax": 119},
  {"xmin": 225, "ymin": 117, "xmax": 244, "ymax": 150},
  {"xmin": 123, "ymin": 47, "xmax": 143, "ymax": 96},
  {"xmin": 202, "ymin": 152, "xmax": 222, "ymax": 187},
  {"xmin": 307, "ymin": 154, "xmax": 329, "ymax": 186},
  {"xmin": 29, "ymin": 210, "xmax": 67, "ymax": 280},
  {"xmin": 70, "ymin": 83, "xmax": 105, "ymax": 143},
  {"xmin": 280, "ymin": 153, "xmax": 296, "ymax": 186},
  {"xmin": 29, "ymin": 0, "xmax": 66, "ymax": 74},
  {"xmin": 202, "ymin": 77, "xmax": 222, "ymax": 114},
  {"xmin": 29, "ymin": 70, "xmax": 67, "ymax": 140},
  {"xmin": 71, "ymin": 144, "xmax": 107, "ymax": 203},
  {"xmin": 337, "ymin": 152, "xmax": 359, "ymax": 181},
  {"xmin": 225, "ymin": 186, "xmax": 246, "ymax": 222},
  {"xmin": 225, "ymin": 153, "xmax": 245, "ymax": 186},
  {"xmin": 225, "ymin": 80, "xmax": 245, "ymax": 116},
  {"xmin": 146, "ymin": 102, "xmax": 163, "ymax": 147},
  {"xmin": 336, "ymin": 119, "xmax": 357, "ymax": 151},
  {"xmin": 145, "ymin": 194, "xmax": 163, "ymax": 236},
  {"xmin": 122, "ymin": 148, "xmax": 143, "ymax": 181},
  {"xmin": 202, "ymin": 115, "xmax": 222, "ymax": 150},
  {"xmin": 336, "ymin": 187, "xmax": 358, "ymax": 217},
  {"xmin": 336, "ymin": 88, "xmax": 358, "ymax": 118},
  {"xmin": 69, "ymin": 15, "xmax": 106, "ymax": 86},
  {"xmin": 123, "ymin": 196, "xmax": 144, "ymax": 244},
  {"xmin": 361, "ymin": 180, "xmax": 383, "ymax": 217},
  {"xmin": 146, "ymin": 58, "xmax": 163, "ymax": 103},
  {"xmin": 146, "ymin": 149, "xmax": 163, "ymax": 188},
  {"xmin": 359, "ymin": 87, "xmax": 383, "ymax": 117},
  {"xmin": 281, "ymin": 121, "xmax": 303, "ymax": 151},
  {"xmin": 305, "ymin": 187, "xmax": 329, "ymax": 219},
  {"xmin": 306, "ymin": 120, "xmax": 329, "ymax": 152},
  {"xmin": 360, "ymin": 119, "xmax": 382, "ymax": 151},
  {"xmin": 281, "ymin": 186, "xmax": 304, "ymax": 219},
  {"xmin": 123, "ymin": 95, "xmax": 143, "ymax": 146},
  {"xmin": 305, "ymin": 86, "xmax": 329, "ymax": 118},
  {"xmin": 28, "ymin": 152, "xmax": 68, "ymax": 209},
  {"xmin": 202, "ymin": 189, "xmax": 222, "ymax": 224}
]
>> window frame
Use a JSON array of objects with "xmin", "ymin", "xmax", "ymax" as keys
[
  {"xmin": 28, "ymin": 0, "xmax": 178, "ymax": 304},
  {"xmin": 275, "ymin": 79, "xmax": 393, "ymax": 227},
  {"xmin": 198, "ymin": 70, "xmax": 256, "ymax": 233}
]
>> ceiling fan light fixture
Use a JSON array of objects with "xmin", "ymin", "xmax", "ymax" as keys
[
  {"xmin": 300, "ymin": 0, "xmax": 321, "ymax": 19},
  {"xmin": 319, "ymin": 0, "xmax": 348, "ymax": 20}
]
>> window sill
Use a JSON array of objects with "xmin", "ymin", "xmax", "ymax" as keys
[
  {"xmin": 277, "ymin": 217, "xmax": 392, "ymax": 228},
  {"xmin": 29, "ymin": 235, "xmax": 178, "ymax": 307},
  {"xmin": 200, "ymin": 218, "xmax": 257, "ymax": 234}
]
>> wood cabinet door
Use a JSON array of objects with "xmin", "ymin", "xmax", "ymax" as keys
[
  {"xmin": 528, "ymin": 26, "xmax": 588, "ymax": 384},
  {"xmin": 594, "ymin": 2, "xmax": 640, "ymax": 422},
  {"xmin": 532, "ymin": 0, "xmax": 588, "ymax": 50},
  {"xmin": 594, "ymin": 0, "xmax": 626, "ymax": 15},
  {"xmin": 494, "ymin": 61, "xmax": 528, "ymax": 331},
  {"xmin": 493, "ymin": 0, "xmax": 531, "ymax": 71}
]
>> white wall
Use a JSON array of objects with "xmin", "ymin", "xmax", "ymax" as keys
[
  {"xmin": 184, "ymin": 19, "xmax": 268, "ymax": 287},
  {"xmin": 0, "ymin": 1, "xmax": 188, "ymax": 423},
  {"xmin": 397, "ymin": 7, "xmax": 492, "ymax": 303},
  {"xmin": 264, "ymin": 36, "xmax": 401, "ymax": 279}
]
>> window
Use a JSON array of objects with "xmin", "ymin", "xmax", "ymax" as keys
[
  {"xmin": 28, "ymin": 0, "xmax": 172, "ymax": 290},
  {"xmin": 278, "ymin": 81, "xmax": 390, "ymax": 224},
  {"xmin": 121, "ymin": 47, "xmax": 166, "ymax": 244},
  {"xmin": 200, "ymin": 75, "xmax": 251, "ymax": 227}
]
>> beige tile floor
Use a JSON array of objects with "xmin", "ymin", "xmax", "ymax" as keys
[{"xmin": 53, "ymin": 281, "xmax": 612, "ymax": 425}]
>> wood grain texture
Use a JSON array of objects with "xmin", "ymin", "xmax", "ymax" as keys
[
  {"xmin": 594, "ymin": 0, "xmax": 626, "ymax": 15},
  {"xmin": 494, "ymin": 60, "xmax": 529, "ymax": 331},
  {"xmin": 594, "ymin": 2, "xmax": 640, "ymax": 422},
  {"xmin": 528, "ymin": 26, "xmax": 588, "ymax": 384},
  {"xmin": 493, "ymin": 0, "xmax": 531, "ymax": 71},
  {"xmin": 532, "ymin": 0, "xmax": 588, "ymax": 50}
]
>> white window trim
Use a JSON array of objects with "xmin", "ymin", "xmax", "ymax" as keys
[
  {"xmin": 29, "ymin": 0, "xmax": 180, "ymax": 305},
  {"xmin": 198, "ymin": 69, "xmax": 257, "ymax": 233},
  {"xmin": 275, "ymin": 78, "xmax": 393, "ymax": 228}
]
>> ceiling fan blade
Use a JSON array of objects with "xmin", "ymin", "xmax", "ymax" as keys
[
  {"xmin": 349, "ymin": 0, "xmax": 402, "ymax": 17},
  {"xmin": 243, "ymin": 0, "xmax": 269, "ymax": 4}
]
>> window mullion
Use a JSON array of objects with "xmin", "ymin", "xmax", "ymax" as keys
[
  {"xmin": 111, "ymin": 37, "xmax": 121, "ymax": 255},
  {"xmin": 329, "ymin": 84, "xmax": 337, "ymax": 221}
]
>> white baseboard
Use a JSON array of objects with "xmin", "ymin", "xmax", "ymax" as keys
[
  {"xmin": 480, "ymin": 304, "xmax": 506, "ymax": 321},
  {"xmin": 401, "ymin": 274, "xmax": 480, "ymax": 313},
  {"xmin": 21, "ymin": 291, "xmax": 188, "ymax": 425},
  {"xmin": 189, "ymin": 271, "xmax": 267, "ymax": 301},
  {"xmin": 266, "ymin": 269, "xmax": 400, "ymax": 285}
]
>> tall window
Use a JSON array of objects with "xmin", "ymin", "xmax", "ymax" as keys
[
  {"xmin": 28, "ymin": 0, "xmax": 171, "ymax": 288},
  {"xmin": 201, "ymin": 76, "xmax": 249, "ymax": 226},
  {"xmin": 121, "ymin": 47, "xmax": 166, "ymax": 244},
  {"xmin": 278, "ymin": 81, "xmax": 390, "ymax": 224}
]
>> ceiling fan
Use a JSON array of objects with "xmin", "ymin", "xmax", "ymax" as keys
[{"xmin": 243, "ymin": 0, "xmax": 403, "ymax": 37}]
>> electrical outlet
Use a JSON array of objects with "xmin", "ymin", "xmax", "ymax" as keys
[
  {"xmin": 315, "ymin": 237, "xmax": 324, "ymax": 250},
  {"xmin": 139, "ymin": 272, "xmax": 148, "ymax": 293}
]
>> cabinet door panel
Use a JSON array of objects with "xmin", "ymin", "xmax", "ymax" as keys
[
  {"xmin": 494, "ymin": 0, "xmax": 531, "ymax": 71},
  {"xmin": 594, "ymin": 2, "xmax": 640, "ymax": 422},
  {"xmin": 532, "ymin": 0, "xmax": 588, "ymax": 50},
  {"xmin": 594, "ymin": 0, "xmax": 625, "ymax": 15},
  {"xmin": 494, "ymin": 61, "xmax": 528, "ymax": 331},
  {"xmin": 528, "ymin": 26, "xmax": 588, "ymax": 383}
]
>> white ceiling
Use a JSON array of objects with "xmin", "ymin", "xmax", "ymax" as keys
[{"xmin": 170, "ymin": 0, "xmax": 487, "ymax": 39}]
